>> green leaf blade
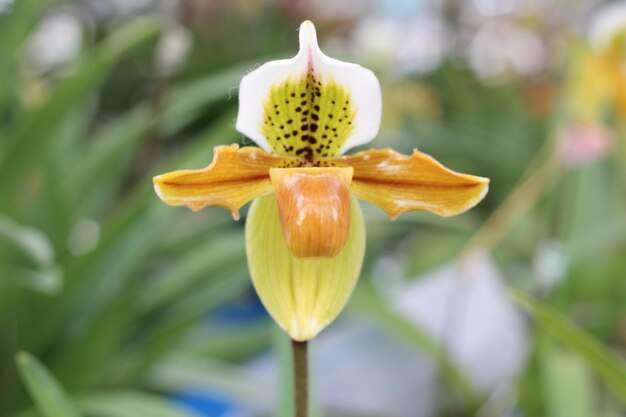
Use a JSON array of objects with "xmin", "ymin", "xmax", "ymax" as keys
[
  {"xmin": 15, "ymin": 352, "xmax": 83, "ymax": 417},
  {"xmin": 512, "ymin": 290, "xmax": 626, "ymax": 402}
]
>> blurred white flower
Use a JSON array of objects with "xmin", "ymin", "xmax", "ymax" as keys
[
  {"xmin": 351, "ymin": 13, "xmax": 449, "ymax": 76},
  {"xmin": 472, "ymin": 0, "xmax": 516, "ymax": 16},
  {"xmin": 468, "ymin": 20, "xmax": 545, "ymax": 83},
  {"xmin": 372, "ymin": 254, "xmax": 409, "ymax": 293},
  {"xmin": 25, "ymin": 10, "xmax": 82, "ymax": 73},
  {"xmin": 387, "ymin": 251, "xmax": 529, "ymax": 392},
  {"xmin": 588, "ymin": 0, "xmax": 626, "ymax": 50},
  {"xmin": 155, "ymin": 24, "xmax": 192, "ymax": 76},
  {"xmin": 0, "ymin": 0, "xmax": 13, "ymax": 13},
  {"xmin": 533, "ymin": 240, "xmax": 568, "ymax": 290},
  {"xmin": 67, "ymin": 217, "xmax": 100, "ymax": 256}
]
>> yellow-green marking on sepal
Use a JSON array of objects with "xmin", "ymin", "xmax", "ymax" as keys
[{"xmin": 261, "ymin": 70, "xmax": 356, "ymax": 162}]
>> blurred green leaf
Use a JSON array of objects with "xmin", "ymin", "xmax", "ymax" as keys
[
  {"xmin": 48, "ymin": 212, "xmax": 163, "ymax": 390},
  {"xmin": 43, "ymin": 107, "xmax": 240, "ymax": 356},
  {"xmin": 116, "ymin": 272, "xmax": 250, "ymax": 379},
  {"xmin": 0, "ymin": 18, "xmax": 161, "ymax": 206},
  {"xmin": 568, "ymin": 213, "xmax": 626, "ymax": 264},
  {"xmin": 15, "ymin": 352, "xmax": 82, "ymax": 417},
  {"xmin": 36, "ymin": 108, "xmax": 240, "ymax": 373},
  {"xmin": 136, "ymin": 232, "xmax": 245, "ymax": 314},
  {"xmin": 0, "ymin": 0, "xmax": 41, "ymax": 51},
  {"xmin": 0, "ymin": 215, "xmax": 54, "ymax": 266},
  {"xmin": 63, "ymin": 62, "xmax": 250, "ymax": 213},
  {"xmin": 62, "ymin": 107, "xmax": 152, "ymax": 209},
  {"xmin": 0, "ymin": 0, "xmax": 42, "ymax": 117},
  {"xmin": 513, "ymin": 291, "xmax": 626, "ymax": 403},
  {"xmin": 0, "ymin": 215, "xmax": 61, "ymax": 294},
  {"xmin": 185, "ymin": 322, "xmax": 271, "ymax": 360},
  {"xmin": 160, "ymin": 61, "xmax": 256, "ymax": 136},
  {"xmin": 10, "ymin": 266, "xmax": 63, "ymax": 295},
  {"xmin": 540, "ymin": 342, "xmax": 594, "ymax": 417},
  {"xmin": 147, "ymin": 352, "xmax": 274, "ymax": 410},
  {"xmin": 79, "ymin": 391, "xmax": 199, "ymax": 417}
]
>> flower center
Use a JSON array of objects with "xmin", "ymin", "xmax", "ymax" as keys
[{"xmin": 262, "ymin": 70, "xmax": 356, "ymax": 162}]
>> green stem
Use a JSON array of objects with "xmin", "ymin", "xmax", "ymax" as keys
[
  {"xmin": 292, "ymin": 339, "xmax": 308, "ymax": 417},
  {"xmin": 461, "ymin": 138, "xmax": 563, "ymax": 257}
]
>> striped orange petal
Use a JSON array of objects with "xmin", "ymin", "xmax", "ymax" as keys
[
  {"xmin": 326, "ymin": 148, "xmax": 489, "ymax": 220},
  {"xmin": 153, "ymin": 144, "xmax": 298, "ymax": 220}
]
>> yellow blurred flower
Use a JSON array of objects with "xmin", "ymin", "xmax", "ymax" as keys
[
  {"xmin": 572, "ymin": 49, "xmax": 626, "ymax": 121},
  {"xmin": 571, "ymin": 2, "xmax": 626, "ymax": 122}
]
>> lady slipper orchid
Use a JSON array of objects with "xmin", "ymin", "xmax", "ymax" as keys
[
  {"xmin": 571, "ymin": 2, "xmax": 626, "ymax": 123},
  {"xmin": 153, "ymin": 21, "xmax": 489, "ymax": 341}
]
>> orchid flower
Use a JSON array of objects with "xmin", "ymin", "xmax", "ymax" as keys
[
  {"xmin": 571, "ymin": 1, "xmax": 626, "ymax": 123},
  {"xmin": 153, "ymin": 21, "xmax": 489, "ymax": 341}
]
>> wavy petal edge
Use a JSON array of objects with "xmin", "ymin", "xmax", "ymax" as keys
[
  {"xmin": 324, "ymin": 148, "xmax": 490, "ymax": 220},
  {"xmin": 152, "ymin": 144, "xmax": 294, "ymax": 219}
]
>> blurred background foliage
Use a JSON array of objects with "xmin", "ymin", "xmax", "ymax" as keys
[{"xmin": 0, "ymin": 0, "xmax": 625, "ymax": 416}]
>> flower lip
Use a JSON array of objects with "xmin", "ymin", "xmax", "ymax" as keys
[
  {"xmin": 270, "ymin": 166, "xmax": 353, "ymax": 258},
  {"xmin": 246, "ymin": 194, "xmax": 366, "ymax": 341}
]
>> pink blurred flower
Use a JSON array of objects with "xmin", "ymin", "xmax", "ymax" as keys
[{"xmin": 556, "ymin": 123, "xmax": 613, "ymax": 167}]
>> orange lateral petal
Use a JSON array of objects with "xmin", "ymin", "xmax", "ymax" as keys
[
  {"xmin": 153, "ymin": 144, "xmax": 295, "ymax": 220},
  {"xmin": 328, "ymin": 148, "xmax": 489, "ymax": 219}
]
